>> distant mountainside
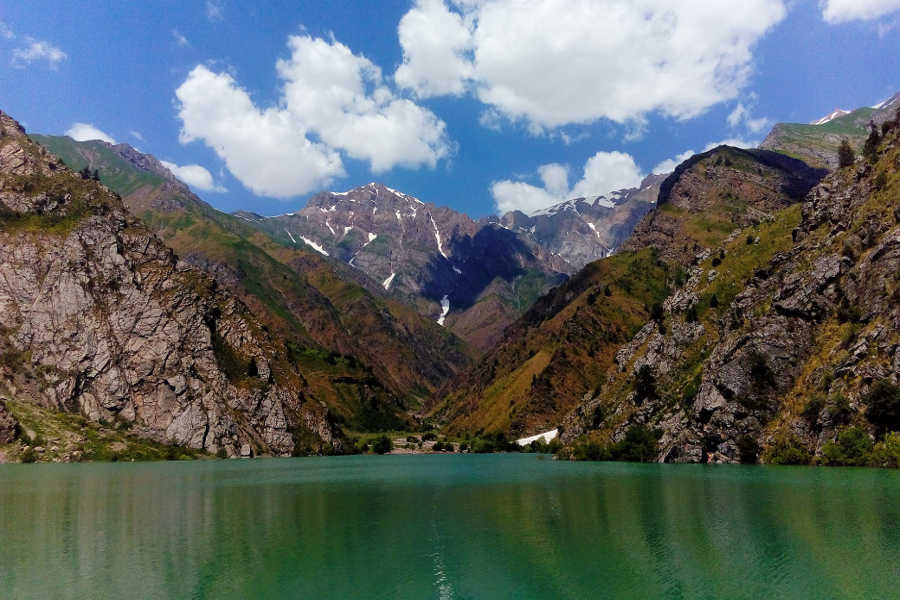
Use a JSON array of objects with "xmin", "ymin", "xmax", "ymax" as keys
[
  {"xmin": 241, "ymin": 177, "xmax": 661, "ymax": 351},
  {"xmin": 0, "ymin": 109, "xmax": 340, "ymax": 458},
  {"xmin": 761, "ymin": 91, "xmax": 899, "ymax": 168},
  {"xmin": 560, "ymin": 115, "xmax": 900, "ymax": 465},
  {"xmin": 29, "ymin": 134, "xmax": 474, "ymax": 431},
  {"xmin": 437, "ymin": 144, "xmax": 829, "ymax": 439}
]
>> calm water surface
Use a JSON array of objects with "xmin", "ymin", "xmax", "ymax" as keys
[{"xmin": 0, "ymin": 454, "xmax": 898, "ymax": 599}]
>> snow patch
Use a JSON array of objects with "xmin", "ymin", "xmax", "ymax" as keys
[
  {"xmin": 430, "ymin": 214, "xmax": 448, "ymax": 259},
  {"xmin": 812, "ymin": 108, "xmax": 850, "ymax": 126},
  {"xmin": 436, "ymin": 295, "xmax": 450, "ymax": 326},
  {"xmin": 382, "ymin": 272, "xmax": 395, "ymax": 291},
  {"xmin": 452, "ymin": 266, "xmax": 462, "ymax": 275},
  {"xmin": 298, "ymin": 235, "xmax": 329, "ymax": 256},
  {"xmin": 362, "ymin": 232, "xmax": 377, "ymax": 248},
  {"xmin": 395, "ymin": 210, "xmax": 403, "ymax": 224},
  {"xmin": 325, "ymin": 220, "xmax": 336, "ymax": 236},
  {"xmin": 343, "ymin": 226, "xmax": 353, "ymax": 236},
  {"xmin": 586, "ymin": 222, "xmax": 600, "ymax": 238},
  {"xmin": 284, "ymin": 229, "xmax": 297, "ymax": 244},
  {"xmin": 516, "ymin": 429, "xmax": 558, "ymax": 446}
]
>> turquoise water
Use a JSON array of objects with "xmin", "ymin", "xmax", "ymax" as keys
[{"xmin": 0, "ymin": 454, "xmax": 898, "ymax": 599}]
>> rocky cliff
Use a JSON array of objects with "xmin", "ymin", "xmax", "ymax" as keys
[
  {"xmin": 1, "ymin": 109, "xmax": 341, "ymax": 458},
  {"xmin": 561, "ymin": 116, "xmax": 900, "ymax": 464}
]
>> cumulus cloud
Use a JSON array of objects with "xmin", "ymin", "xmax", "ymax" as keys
[
  {"xmin": 492, "ymin": 151, "xmax": 643, "ymax": 214},
  {"xmin": 175, "ymin": 34, "xmax": 451, "ymax": 198},
  {"xmin": 395, "ymin": 0, "xmax": 786, "ymax": 132},
  {"xmin": 727, "ymin": 102, "xmax": 772, "ymax": 134},
  {"xmin": 820, "ymin": 0, "xmax": 900, "ymax": 23},
  {"xmin": 66, "ymin": 123, "xmax": 115, "ymax": 144},
  {"xmin": 652, "ymin": 138, "xmax": 759, "ymax": 175},
  {"xmin": 160, "ymin": 160, "xmax": 226, "ymax": 192},
  {"xmin": 11, "ymin": 37, "xmax": 67, "ymax": 68}
]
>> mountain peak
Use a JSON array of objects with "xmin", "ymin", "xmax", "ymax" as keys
[{"xmin": 811, "ymin": 108, "xmax": 850, "ymax": 125}]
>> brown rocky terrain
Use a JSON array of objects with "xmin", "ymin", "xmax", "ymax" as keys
[{"xmin": 0, "ymin": 109, "xmax": 341, "ymax": 459}]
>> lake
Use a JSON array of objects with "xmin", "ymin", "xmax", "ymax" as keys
[{"xmin": 0, "ymin": 454, "xmax": 897, "ymax": 599}]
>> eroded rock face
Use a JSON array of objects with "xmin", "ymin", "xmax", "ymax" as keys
[
  {"xmin": 562, "ymin": 125, "xmax": 899, "ymax": 463},
  {"xmin": 0, "ymin": 109, "xmax": 340, "ymax": 457}
]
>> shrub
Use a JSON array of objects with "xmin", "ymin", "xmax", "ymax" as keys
[
  {"xmin": 406, "ymin": 436, "xmax": 420, "ymax": 443},
  {"xmin": 685, "ymin": 305, "xmax": 698, "ymax": 323},
  {"xmin": 821, "ymin": 426, "xmax": 873, "ymax": 466},
  {"xmin": 216, "ymin": 448, "xmax": 228, "ymax": 459},
  {"xmin": 591, "ymin": 405, "xmax": 605, "ymax": 428},
  {"xmin": 372, "ymin": 435, "xmax": 392, "ymax": 455},
  {"xmin": 711, "ymin": 256, "xmax": 721, "ymax": 267},
  {"xmin": 862, "ymin": 125, "xmax": 880, "ymax": 161},
  {"xmin": 458, "ymin": 442, "xmax": 468, "ymax": 452},
  {"xmin": 802, "ymin": 395, "xmax": 825, "ymax": 424},
  {"xmin": 603, "ymin": 285, "xmax": 612, "ymax": 297},
  {"xmin": 765, "ymin": 435, "xmax": 811, "ymax": 465},
  {"xmin": 634, "ymin": 365, "xmax": 657, "ymax": 404},
  {"xmin": 827, "ymin": 394, "xmax": 852, "ymax": 425},
  {"xmin": 422, "ymin": 432, "xmax": 437, "ymax": 442},
  {"xmin": 21, "ymin": 445, "xmax": 36, "ymax": 463},
  {"xmin": 864, "ymin": 380, "xmax": 900, "ymax": 438},
  {"xmin": 610, "ymin": 424, "xmax": 660, "ymax": 462},
  {"xmin": 746, "ymin": 234, "xmax": 755, "ymax": 245},
  {"xmin": 709, "ymin": 294, "xmax": 719, "ymax": 308},
  {"xmin": 837, "ymin": 139, "xmax": 855, "ymax": 168},
  {"xmin": 869, "ymin": 432, "xmax": 900, "ymax": 468},
  {"xmin": 573, "ymin": 440, "xmax": 611, "ymax": 461},
  {"xmin": 650, "ymin": 303, "xmax": 664, "ymax": 322},
  {"xmin": 737, "ymin": 435, "xmax": 759, "ymax": 464}
]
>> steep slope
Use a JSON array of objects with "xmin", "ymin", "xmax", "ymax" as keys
[
  {"xmin": 562, "ymin": 116, "xmax": 900, "ymax": 465},
  {"xmin": 760, "ymin": 92, "xmax": 899, "ymax": 169},
  {"xmin": 29, "ymin": 134, "xmax": 472, "ymax": 425},
  {"xmin": 440, "ymin": 145, "xmax": 828, "ymax": 438},
  {"xmin": 0, "ymin": 109, "xmax": 340, "ymax": 457}
]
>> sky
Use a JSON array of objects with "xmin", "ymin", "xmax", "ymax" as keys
[{"xmin": 1, "ymin": 0, "xmax": 898, "ymax": 218}]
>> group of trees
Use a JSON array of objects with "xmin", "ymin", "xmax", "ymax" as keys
[{"xmin": 78, "ymin": 166, "xmax": 100, "ymax": 181}]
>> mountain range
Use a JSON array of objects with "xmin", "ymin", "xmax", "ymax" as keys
[{"xmin": 1, "ymin": 90, "xmax": 898, "ymax": 465}]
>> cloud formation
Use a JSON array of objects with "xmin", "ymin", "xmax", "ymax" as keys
[
  {"xmin": 160, "ymin": 160, "xmax": 226, "ymax": 192},
  {"xmin": 492, "ymin": 151, "xmax": 644, "ymax": 214},
  {"xmin": 66, "ymin": 123, "xmax": 115, "ymax": 144},
  {"xmin": 395, "ymin": 0, "xmax": 786, "ymax": 132},
  {"xmin": 205, "ymin": 1, "xmax": 224, "ymax": 22},
  {"xmin": 175, "ymin": 34, "xmax": 451, "ymax": 198},
  {"xmin": 820, "ymin": 0, "xmax": 900, "ymax": 23},
  {"xmin": 12, "ymin": 38, "xmax": 67, "ymax": 68}
]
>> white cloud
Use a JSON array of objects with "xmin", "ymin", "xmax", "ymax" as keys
[
  {"xmin": 11, "ymin": 37, "xmax": 67, "ymax": 68},
  {"xmin": 395, "ymin": 0, "xmax": 786, "ymax": 132},
  {"xmin": 726, "ymin": 93, "xmax": 772, "ymax": 134},
  {"xmin": 160, "ymin": 160, "xmax": 226, "ymax": 192},
  {"xmin": 0, "ymin": 21, "xmax": 14, "ymax": 39},
  {"xmin": 206, "ymin": 1, "xmax": 224, "ymax": 22},
  {"xmin": 66, "ymin": 123, "xmax": 115, "ymax": 144},
  {"xmin": 652, "ymin": 150, "xmax": 695, "ymax": 175},
  {"xmin": 395, "ymin": 0, "xmax": 474, "ymax": 97},
  {"xmin": 492, "ymin": 151, "xmax": 643, "ymax": 214},
  {"xmin": 652, "ymin": 138, "xmax": 759, "ymax": 175},
  {"xmin": 172, "ymin": 29, "xmax": 189, "ymax": 47},
  {"xmin": 820, "ymin": 0, "xmax": 900, "ymax": 23},
  {"xmin": 129, "ymin": 130, "xmax": 144, "ymax": 142},
  {"xmin": 176, "ymin": 34, "xmax": 451, "ymax": 198}
]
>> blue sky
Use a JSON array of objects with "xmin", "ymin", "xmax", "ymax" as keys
[{"xmin": 1, "ymin": 0, "xmax": 897, "ymax": 217}]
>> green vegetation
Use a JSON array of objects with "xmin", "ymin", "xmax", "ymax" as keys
[
  {"xmin": 764, "ymin": 434, "xmax": 812, "ymax": 465},
  {"xmin": 572, "ymin": 424, "xmax": 661, "ymax": 463},
  {"xmin": 820, "ymin": 426, "xmax": 873, "ymax": 466},
  {"xmin": 838, "ymin": 139, "xmax": 856, "ymax": 168},
  {"xmin": 371, "ymin": 435, "xmax": 392, "ymax": 454},
  {"xmin": 864, "ymin": 380, "xmax": 900, "ymax": 438}
]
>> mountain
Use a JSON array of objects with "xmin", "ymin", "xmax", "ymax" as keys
[
  {"xmin": 497, "ymin": 174, "xmax": 664, "ymax": 272},
  {"xmin": 761, "ymin": 91, "xmax": 900, "ymax": 168},
  {"xmin": 28, "ymin": 134, "xmax": 474, "ymax": 431},
  {"xmin": 0, "ymin": 109, "xmax": 340, "ymax": 458},
  {"xmin": 560, "ymin": 115, "xmax": 900, "ymax": 464},
  {"xmin": 438, "ymin": 144, "xmax": 829, "ymax": 439},
  {"xmin": 245, "ymin": 177, "xmax": 663, "ymax": 352}
]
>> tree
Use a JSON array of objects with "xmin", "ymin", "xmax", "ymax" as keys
[
  {"xmin": 862, "ymin": 121, "xmax": 881, "ymax": 161},
  {"xmin": 865, "ymin": 380, "xmax": 900, "ymax": 439},
  {"xmin": 372, "ymin": 435, "xmax": 392, "ymax": 454},
  {"xmin": 837, "ymin": 139, "xmax": 855, "ymax": 168},
  {"xmin": 92, "ymin": 169, "xmax": 100, "ymax": 181}
]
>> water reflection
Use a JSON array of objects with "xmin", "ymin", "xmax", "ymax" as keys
[{"xmin": 0, "ymin": 457, "xmax": 897, "ymax": 599}]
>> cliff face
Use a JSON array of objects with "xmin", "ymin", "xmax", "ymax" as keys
[
  {"xmin": 0, "ymin": 110, "xmax": 340, "ymax": 457},
  {"xmin": 562, "ymin": 120, "xmax": 900, "ymax": 464}
]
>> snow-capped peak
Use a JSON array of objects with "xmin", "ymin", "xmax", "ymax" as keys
[{"xmin": 812, "ymin": 108, "xmax": 850, "ymax": 126}]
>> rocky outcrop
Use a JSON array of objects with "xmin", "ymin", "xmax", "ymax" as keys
[
  {"xmin": 562, "ymin": 116, "xmax": 900, "ymax": 463},
  {"xmin": 0, "ymin": 109, "xmax": 340, "ymax": 457}
]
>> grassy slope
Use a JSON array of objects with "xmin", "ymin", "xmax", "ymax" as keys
[{"xmin": 438, "ymin": 249, "xmax": 673, "ymax": 435}]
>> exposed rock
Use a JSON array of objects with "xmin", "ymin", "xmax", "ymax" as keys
[{"xmin": 0, "ymin": 109, "xmax": 341, "ymax": 457}]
